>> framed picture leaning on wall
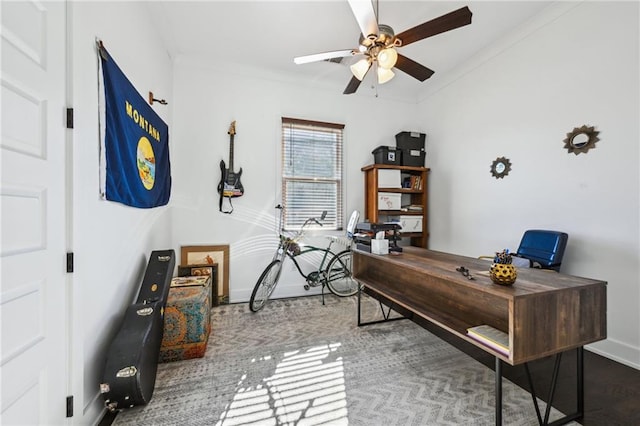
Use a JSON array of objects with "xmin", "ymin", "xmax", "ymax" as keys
[{"xmin": 180, "ymin": 245, "xmax": 229, "ymax": 304}]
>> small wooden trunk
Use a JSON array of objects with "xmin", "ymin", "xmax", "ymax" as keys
[{"xmin": 159, "ymin": 277, "xmax": 212, "ymax": 362}]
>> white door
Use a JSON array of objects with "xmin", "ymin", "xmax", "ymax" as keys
[{"xmin": 1, "ymin": 1, "xmax": 69, "ymax": 424}]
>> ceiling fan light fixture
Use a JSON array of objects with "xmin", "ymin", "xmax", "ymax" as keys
[
  {"xmin": 350, "ymin": 58, "xmax": 371, "ymax": 81},
  {"xmin": 377, "ymin": 47, "xmax": 398, "ymax": 69},
  {"xmin": 377, "ymin": 66, "xmax": 395, "ymax": 84}
]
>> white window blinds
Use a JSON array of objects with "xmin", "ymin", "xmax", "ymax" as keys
[{"xmin": 281, "ymin": 117, "xmax": 344, "ymax": 231}]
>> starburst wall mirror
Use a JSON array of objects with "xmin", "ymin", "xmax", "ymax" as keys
[
  {"xmin": 563, "ymin": 125, "xmax": 600, "ymax": 155},
  {"xmin": 490, "ymin": 157, "xmax": 512, "ymax": 179}
]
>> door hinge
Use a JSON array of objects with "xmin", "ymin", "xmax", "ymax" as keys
[
  {"xmin": 66, "ymin": 108, "xmax": 74, "ymax": 129},
  {"xmin": 66, "ymin": 395, "xmax": 73, "ymax": 417},
  {"xmin": 66, "ymin": 252, "xmax": 74, "ymax": 273}
]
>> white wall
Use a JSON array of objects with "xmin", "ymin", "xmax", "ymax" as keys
[
  {"xmin": 70, "ymin": 2, "xmax": 174, "ymax": 423},
  {"xmin": 418, "ymin": 1, "xmax": 639, "ymax": 368},
  {"xmin": 170, "ymin": 57, "xmax": 420, "ymax": 303}
]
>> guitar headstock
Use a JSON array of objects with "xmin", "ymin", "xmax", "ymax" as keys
[{"xmin": 228, "ymin": 121, "xmax": 236, "ymax": 136}]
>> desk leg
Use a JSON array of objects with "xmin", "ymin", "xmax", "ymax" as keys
[
  {"xmin": 357, "ymin": 285, "xmax": 362, "ymax": 326},
  {"xmin": 495, "ymin": 357, "xmax": 502, "ymax": 426},
  {"xmin": 523, "ymin": 347, "xmax": 584, "ymax": 426},
  {"xmin": 577, "ymin": 346, "xmax": 584, "ymax": 416},
  {"xmin": 356, "ymin": 286, "xmax": 407, "ymax": 327}
]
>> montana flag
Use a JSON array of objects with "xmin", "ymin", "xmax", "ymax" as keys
[{"xmin": 98, "ymin": 42, "xmax": 171, "ymax": 208}]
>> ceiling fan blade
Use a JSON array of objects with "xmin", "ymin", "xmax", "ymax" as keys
[
  {"xmin": 343, "ymin": 60, "xmax": 371, "ymax": 94},
  {"xmin": 395, "ymin": 6, "xmax": 472, "ymax": 47},
  {"xmin": 343, "ymin": 76, "xmax": 363, "ymax": 95},
  {"xmin": 395, "ymin": 54, "xmax": 434, "ymax": 82},
  {"xmin": 294, "ymin": 49, "xmax": 356, "ymax": 65},
  {"xmin": 348, "ymin": 0, "xmax": 379, "ymax": 39}
]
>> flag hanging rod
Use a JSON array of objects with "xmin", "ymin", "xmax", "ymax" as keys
[{"xmin": 148, "ymin": 92, "xmax": 168, "ymax": 106}]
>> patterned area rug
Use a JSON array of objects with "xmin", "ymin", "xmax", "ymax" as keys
[{"xmin": 113, "ymin": 294, "xmax": 572, "ymax": 425}]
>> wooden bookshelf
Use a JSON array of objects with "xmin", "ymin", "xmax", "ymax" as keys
[{"xmin": 361, "ymin": 164, "xmax": 430, "ymax": 248}]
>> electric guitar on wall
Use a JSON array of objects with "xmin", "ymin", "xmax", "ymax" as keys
[{"xmin": 218, "ymin": 121, "xmax": 244, "ymax": 213}]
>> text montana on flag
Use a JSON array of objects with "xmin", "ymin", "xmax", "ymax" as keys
[{"xmin": 125, "ymin": 100, "xmax": 161, "ymax": 142}]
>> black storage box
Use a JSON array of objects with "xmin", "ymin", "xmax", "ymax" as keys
[
  {"xmin": 402, "ymin": 148, "xmax": 426, "ymax": 167},
  {"xmin": 395, "ymin": 131, "xmax": 426, "ymax": 167},
  {"xmin": 372, "ymin": 146, "xmax": 401, "ymax": 165},
  {"xmin": 395, "ymin": 131, "xmax": 426, "ymax": 151}
]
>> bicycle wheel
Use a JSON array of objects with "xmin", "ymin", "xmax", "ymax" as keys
[
  {"xmin": 250, "ymin": 259, "xmax": 283, "ymax": 312},
  {"xmin": 326, "ymin": 250, "xmax": 360, "ymax": 297}
]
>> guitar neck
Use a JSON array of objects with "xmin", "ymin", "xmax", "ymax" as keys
[{"xmin": 228, "ymin": 134, "xmax": 234, "ymax": 171}]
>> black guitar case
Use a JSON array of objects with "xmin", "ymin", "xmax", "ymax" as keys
[
  {"xmin": 135, "ymin": 249, "xmax": 176, "ymax": 305},
  {"xmin": 100, "ymin": 249, "xmax": 175, "ymax": 412}
]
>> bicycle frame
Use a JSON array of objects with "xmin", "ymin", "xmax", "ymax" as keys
[
  {"xmin": 284, "ymin": 241, "xmax": 336, "ymax": 283},
  {"xmin": 272, "ymin": 206, "xmax": 337, "ymax": 286}
]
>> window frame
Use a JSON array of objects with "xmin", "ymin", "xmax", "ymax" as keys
[{"xmin": 281, "ymin": 117, "xmax": 345, "ymax": 232}]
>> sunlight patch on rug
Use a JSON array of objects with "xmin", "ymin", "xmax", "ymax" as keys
[{"xmin": 216, "ymin": 343, "xmax": 348, "ymax": 426}]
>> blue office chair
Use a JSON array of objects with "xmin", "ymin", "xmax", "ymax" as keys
[{"xmin": 514, "ymin": 230, "xmax": 568, "ymax": 272}]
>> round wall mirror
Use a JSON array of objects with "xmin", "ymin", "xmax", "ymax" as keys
[
  {"xmin": 491, "ymin": 157, "xmax": 512, "ymax": 179},
  {"xmin": 563, "ymin": 125, "xmax": 600, "ymax": 155}
]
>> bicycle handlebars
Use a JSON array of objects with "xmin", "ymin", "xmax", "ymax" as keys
[
  {"xmin": 310, "ymin": 211, "xmax": 327, "ymax": 227},
  {"xmin": 276, "ymin": 205, "xmax": 327, "ymax": 230}
]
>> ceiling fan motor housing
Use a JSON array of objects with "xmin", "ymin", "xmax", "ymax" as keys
[{"xmin": 359, "ymin": 23, "xmax": 396, "ymax": 51}]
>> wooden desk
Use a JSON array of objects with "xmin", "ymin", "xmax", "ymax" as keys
[{"xmin": 353, "ymin": 247, "xmax": 607, "ymax": 424}]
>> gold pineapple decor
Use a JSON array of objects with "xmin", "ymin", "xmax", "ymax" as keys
[{"xmin": 490, "ymin": 249, "xmax": 517, "ymax": 286}]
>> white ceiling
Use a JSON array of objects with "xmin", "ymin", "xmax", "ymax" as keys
[{"xmin": 145, "ymin": 1, "xmax": 554, "ymax": 101}]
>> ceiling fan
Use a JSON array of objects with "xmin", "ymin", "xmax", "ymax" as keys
[{"xmin": 294, "ymin": 0, "xmax": 473, "ymax": 95}]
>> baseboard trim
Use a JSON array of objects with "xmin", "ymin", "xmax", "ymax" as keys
[
  {"xmin": 230, "ymin": 282, "xmax": 321, "ymax": 304},
  {"xmin": 586, "ymin": 339, "xmax": 640, "ymax": 370}
]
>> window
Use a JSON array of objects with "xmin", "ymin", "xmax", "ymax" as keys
[{"xmin": 281, "ymin": 117, "xmax": 344, "ymax": 231}]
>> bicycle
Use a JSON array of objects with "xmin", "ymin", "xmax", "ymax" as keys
[{"xmin": 249, "ymin": 205, "xmax": 360, "ymax": 312}]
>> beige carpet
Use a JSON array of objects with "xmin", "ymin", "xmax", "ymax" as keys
[{"xmin": 113, "ymin": 294, "xmax": 574, "ymax": 425}]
